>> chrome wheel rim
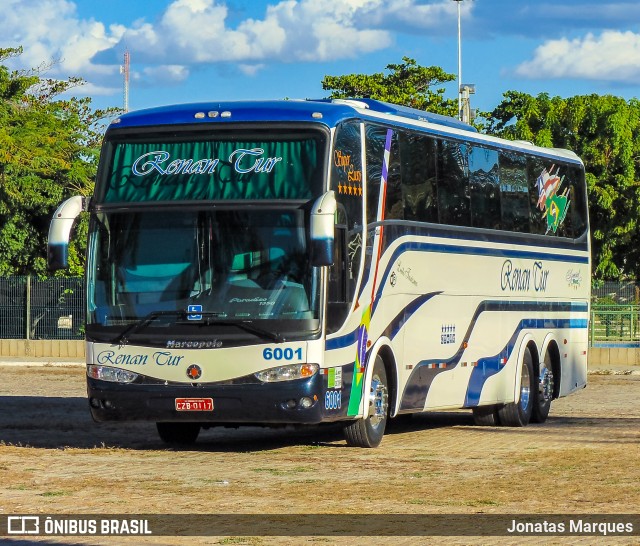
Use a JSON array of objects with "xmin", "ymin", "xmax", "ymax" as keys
[
  {"xmin": 520, "ymin": 363, "xmax": 531, "ymax": 411},
  {"xmin": 368, "ymin": 374, "xmax": 389, "ymax": 428},
  {"xmin": 538, "ymin": 365, "xmax": 554, "ymax": 404}
]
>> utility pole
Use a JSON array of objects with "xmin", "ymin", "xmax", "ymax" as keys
[
  {"xmin": 453, "ymin": 0, "xmax": 463, "ymax": 120},
  {"xmin": 120, "ymin": 51, "xmax": 130, "ymax": 113},
  {"xmin": 451, "ymin": 0, "xmax": 475, "ymax": 123}
]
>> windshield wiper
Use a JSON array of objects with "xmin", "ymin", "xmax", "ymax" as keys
[
  {"xmin": 113, "ymin": 310, "xmax": 190, "ymax": 346},
  {"xmin": 112, "ymin": 311, "xmax": 284, "ymax": 346},
  {"xmin": 215, "ymin": 320, "xmax": 285, "ymax": 343}
]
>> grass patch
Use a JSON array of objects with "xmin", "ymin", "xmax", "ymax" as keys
[{"xmin": 39, "ymin": 490, "xmax": 68, "ymax": 497}]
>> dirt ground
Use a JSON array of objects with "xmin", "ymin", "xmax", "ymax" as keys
[{"xmin": 0, "ymin": 364, "xmax": 639, "ymax": 546}]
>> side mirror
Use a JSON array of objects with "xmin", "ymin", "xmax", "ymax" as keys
[
  {"xmin": 310, "ymin": 191, "xmax": 336, "ymax": 267},
  {"xmin": 47, "ymin": 195, "xmax": 87, "ymax": 270}
]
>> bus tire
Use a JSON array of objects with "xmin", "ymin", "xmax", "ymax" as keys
[
  {"xmin": 497, "ymin": 346, "xmax": 534, "ymax": 427},
  {"xmin": 344, "ymin": 356, "xmax": 389, "ymax": 448},
  {"xmin": 472, "ymin": 405, "xmax": 500, "ymax": 426},
  {"xmin": 531, "ymin": 350, "xmax": 554, "ymax": 423},
  {"xmin": 156, "ymin": 422, "xmax": 200, "ymax": 444}
]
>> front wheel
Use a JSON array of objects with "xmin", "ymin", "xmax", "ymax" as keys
[
  {"xmin": 497, "ymin": 347, "xmax": 534, "ymax": 427},
  {"xmin": 344, "ymin": 356, "xmax": 389, "ymax": 448},
  {"xmin": 156, "ymin": 422, "xmax": 201, "ymax": 445}
]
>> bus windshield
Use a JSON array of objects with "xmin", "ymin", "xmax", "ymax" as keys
[{"xmin": 87, "ymin": 207, "xmax": 320, "ymax": 341}]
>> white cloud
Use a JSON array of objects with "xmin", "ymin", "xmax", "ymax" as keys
[
  {"xmin": 515, "ymin": 30, "xmax": 640, "ymax": 83},
  {"xmin": 109, "ymin": 0, "xmax": 393, "ymax": 65},
  {"xmin": 0, "ymin": 0, "xmax": 457, "ymax": 92},
  {"xmin": 358, "ymin": 0, "xmax": 462, "ymax": 35},
  {"xmin": 0, "ymin": 0, "xmax": 124, "ymax": 78},
  {"xmin": 139, "ymin": 65, "xmax": 191, "ymax": 86}
]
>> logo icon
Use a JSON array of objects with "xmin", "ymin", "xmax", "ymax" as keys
[
  {"xmin": 186, "ymin": 364, "xmax": 202, "ymax": 380},
  {"xmin": 187, "ymin": 305, "xmax": 203, "ymax": 321},
  {"xmin": 8, "ymin": 516, "xmax": 40, "ymax": 534}
]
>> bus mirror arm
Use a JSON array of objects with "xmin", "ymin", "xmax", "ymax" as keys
[
  {"xmin": 310, "ymin": 190, "xmax": 336, "ymax": 267},
  {"xmin": 47, "ymin": 195, "xmax": 87, "ymax": 271}
]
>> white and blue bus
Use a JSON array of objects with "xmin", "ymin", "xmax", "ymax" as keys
[{"xmin": 49, "ymin": 99, "xmax": 590, "ymax": 447}]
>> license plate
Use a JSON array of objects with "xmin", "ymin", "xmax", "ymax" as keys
[{"xmin": 175, "ymin": 398, "xmax": 214, "ymax": 411}]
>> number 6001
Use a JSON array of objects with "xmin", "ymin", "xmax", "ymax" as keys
[{"xmin": 263, "ymin": 347, "xmax": 303, "ymax": 361}]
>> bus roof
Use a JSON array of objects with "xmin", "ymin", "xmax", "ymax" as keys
[{"xmin": 108, "ymin": 99, "xmax": 582, "ymax": 165}]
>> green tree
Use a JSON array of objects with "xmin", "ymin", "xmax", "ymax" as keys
[
  {"xmin": 483, "ymin": 91, "xmax": 640, "ymax": 280},
  {"xmin": 0, "ymin": 46, "xmax": 118, "ymax": 276},
  {"xmin": 322, "ymin": 57, "xmax": 458, "ymax": 117}
]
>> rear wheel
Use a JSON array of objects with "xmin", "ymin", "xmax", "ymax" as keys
[
  {"xmin": 497, "ymin": 347, "xmax": 534, "ymax": 427},
  {"xmin": 156, "ymin": 422, "xmax": 200, "ymax": 445},
  {"xmin": 344, "ymin": 356, "xmax": 389, "ymax": 448},
  {"xmin": 531, "ymin": 350, "xmax": 554, "ymax": 423}
]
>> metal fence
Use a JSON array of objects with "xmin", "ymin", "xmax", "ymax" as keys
[
  {"xmin": 590, "ymin": 281, "xmax": 640, "ymax": 346},
  {"xmin": 0, "ymin": 276, "xmax": 85, "ymax": 340},
  {"xmin": 590, "ymin": 304, "xmax": 640, "ymax": 346}
]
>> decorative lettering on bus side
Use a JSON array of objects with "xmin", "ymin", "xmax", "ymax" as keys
[
  {"xmin": 96, "ymin": 350, "xmax": 185, "ymax": 367},
  {"xmin": 334, "ymin": 149, "xmax": 363, "ymax": 196},
  {"xmin": 566, "ymin": 269, "xmax": 583, "ymax": 290},
  {"xmin": 500, "ymin": 260, "xmax": 549, "ymax": 292},
  {"xmin": 131, "ymin": 148, "xmax": 283, "ymax": 177}
]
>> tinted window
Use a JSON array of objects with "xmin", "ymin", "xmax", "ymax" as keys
[
  {"xmin": 365, "ymin": 124, "xmax": 386, "ymax": 223},
  {"xmin": 329, "ymin": 121, "xmax": 364, "ymax": 327},
  {"xmin": 527, "ymin": 156, "xmax": 548, "ymax": 235},
  {"xmin": 469, "ymin": 145, "xmax": 500, "ymax": 229},
  {"xmin": 563, "ymin": 166, "xmax": 588, "ymax": 238},
  {"xmin": 500, "ymin": 151, "xmax": 530, "ymax": 233},
  {"xmin": 386, "ymin": 133, "xmax": 403, "ymax": 220},
  {"xmin": 400, "ymin": 133, "xmax": 438, "ymax": 223},
  {"xmin": 437, "ymin": 140, "xmax": 470, "ymax": 226}
]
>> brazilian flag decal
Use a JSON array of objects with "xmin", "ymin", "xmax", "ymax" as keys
[{"xmin": 546, "ymin": 193, "xmax": 569, "ymax": 233}]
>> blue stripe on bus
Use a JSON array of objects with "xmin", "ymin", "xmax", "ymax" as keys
[
  {"xmin": 325, "ymin": 327, "xmax": 360, "ymax": 351},
  {"xmin": 399, "ymin": 300, "xmax": 589, "ymax": 411},
  {"xmin": 326, "ymin": 291, "xmax": 442, "ymax": 352},
  {"xmin": 382, "ymin": 292, "xmax": 442, "ymax": 340},
  {"xmin": 463, "ymin": 318, "xmax": 588, "ymax": 407}
]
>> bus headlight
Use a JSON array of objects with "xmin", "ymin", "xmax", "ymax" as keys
[
  {"xmin": 255, "ymin": 363, "xmax": 319, "ymax": 382},
  {"xmin": 87, "ymin": 365, "xmax": 138, "ymax": 384}
]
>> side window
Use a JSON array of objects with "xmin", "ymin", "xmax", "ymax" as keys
[
  {"xmin": 527, "ymin": 156, "xmax": 548, "ymax": 235},
  {"xmin": 400, "ymin": 132, "xmax": 438, "ymax": 223},
  {"xmin": 328, "ymin": 121, "xmax": 364, "ymax": 332},
  {"xmin": 365, "ymin": 124, "xmax": 385, "ymax": 224},
  {"xmin": 500, "ymin": 151, "xmax": 530, "ymax": 233},
  {"xmin": 469, "ymin": 145, "xmax": 500, "ymax": 229},
  {"xmin": 437, "ymin": 140, "xmax": 470, "ymax": 226},
  {"xmin": 385, "ymin": 134, "xmax": 403, "ymax": 220},
  {"xmin": 529, "ymin": 158, "xmax": 580, "ymax": 236},
  {"xmin": 365, "ymin": 124, "xmax": 401, "ymax": 221},
  {"xmin": 546, "ymin": 163, "xmax": 587, "ymax": 239},
  {"xmin": 564, "ymin": 166, "xmax": 588, "ymax": 238}
]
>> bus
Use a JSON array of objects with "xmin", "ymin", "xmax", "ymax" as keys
[{"xmin": 48, "ymin": 98, "xmax": 590, "ymax": 448}]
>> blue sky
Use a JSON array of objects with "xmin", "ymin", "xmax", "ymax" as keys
[{"xmin": 2, "ymin": 0, "xmax": 640, "ymax": 116}]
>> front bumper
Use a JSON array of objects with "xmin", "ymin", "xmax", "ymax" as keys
[{"xmin": 87, "ymin": 373, "xmax": 331, "ymax": 425}]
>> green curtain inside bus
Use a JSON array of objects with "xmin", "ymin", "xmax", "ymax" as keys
[{"xmin": 103, "ymin": 139, "xmax": 320, "ymax": 202}]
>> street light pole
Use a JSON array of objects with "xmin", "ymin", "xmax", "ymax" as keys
[{"xmin": 454, "ymin": 0, "xmax": 462, "ymax": 120}]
